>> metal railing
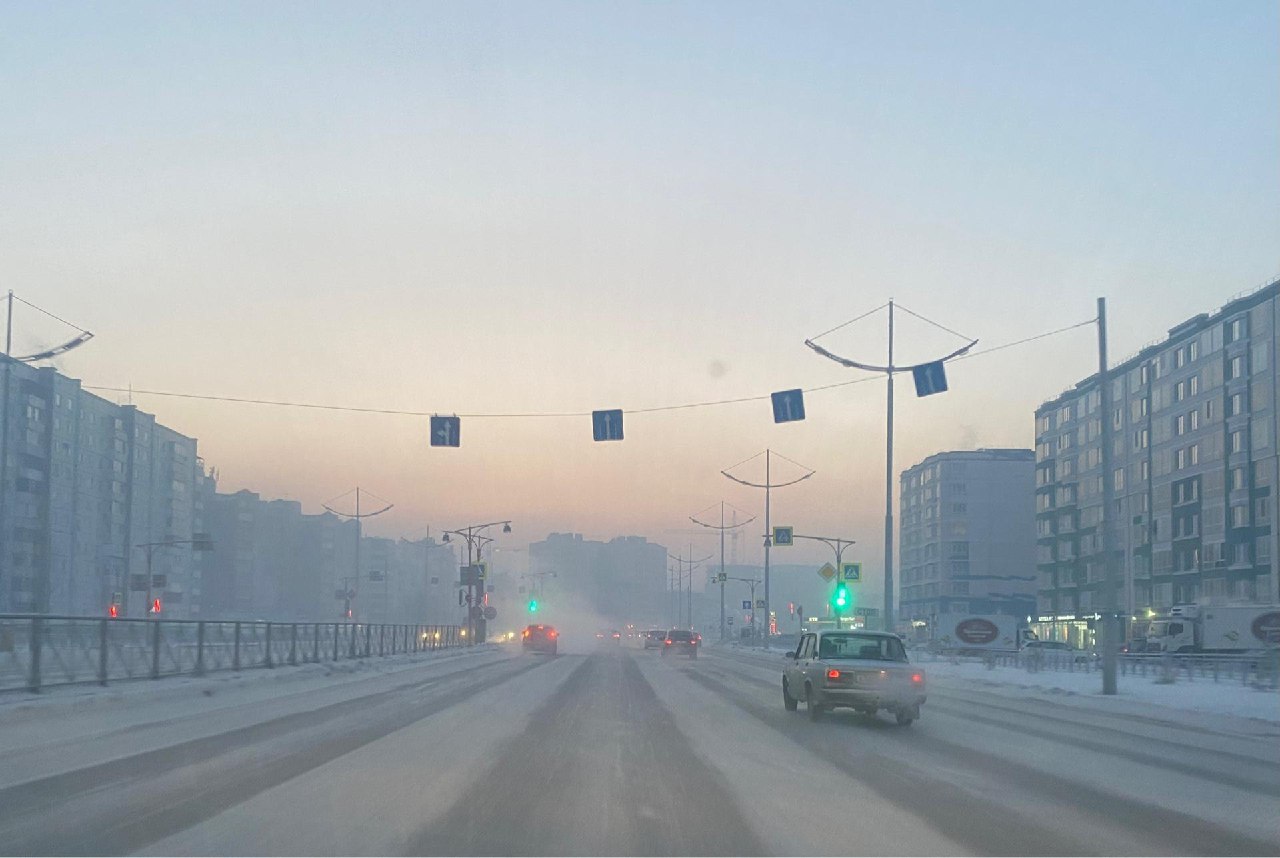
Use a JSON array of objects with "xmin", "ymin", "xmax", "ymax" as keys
[
  {"xmin": 0, "ymin": 615, "xmax": 467, "ymax": 693},
  {"xmin": 919, "ymin": 648, "xmax": 1280, "ymax": 690}
]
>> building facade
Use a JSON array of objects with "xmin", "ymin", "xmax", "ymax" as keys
[
  {"xmin": 528, "ymin": 533, "xmax": 667, "ymax": 624},
  {"xmin": 1034, "ymin": 280, "xmax": 1280, "ymax": 648},
  {"xmin": 899, "ymin": 449, "xmax": 1038, "ymax": 630},
  {"xmin": 0, "ymin": 360, "xmax": 204, "ymax": 617}
]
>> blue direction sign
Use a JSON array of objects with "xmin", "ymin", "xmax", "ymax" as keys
[
  {"xmin": 772, "ymin": 526, "xmax": 794, "ymax": 546},
  {"xmin": 841, "ymin": 562, "xmax": 861, "ymax": 582},
  {"xmin": 912, "ymin": 361, "xmax": 949, "ymax": 397},
  {"xmin": 430, "ymin": 415, "xmax": 461, "ymax": 447},
  {"xmin": 771, "ymin": 389, "xmax": 806, "ymax": 423},
  {"xmin": 742, "ymin": 600, "xmax": 752, "ymax": 610},
  {"xmin": 592, "ymin": 409, "xmax": 624, "ymax": 441}
]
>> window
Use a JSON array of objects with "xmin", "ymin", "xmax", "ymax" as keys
[
  {"xmin": 1175, "ymin": 381, "xmax": 1185, "ymax": 402},
  {"xmin": 1141, "ymin": 460, "xmax": 1150, "ymax": 481},
  {"xmin": 1190, "ymin": 375, "xmax": 1198, "ymax": 396},
  {"xmin": 1174, "ymin": 347, "xmax": 1186, "ymax": 369},
  {"xmin": 1232, "ymin": 467, "xmax": 1247, "ymax": 490},
  {"xmin": 1175, "ymin": 415, "xmax": 1186, "ymax": 435},
  {"xmin": 1229, "ymin": 356, "xmax": 1244, "ymax": 380},
  {"xmin": 1189, "ymin": 341, "xmax": 1199, "ymax": 362},
  {"xmin": 1231, "ymin": 430, "xmax": 1245, "ymax": 454},
  {"xmin": 1113, "ymin": 468, "xmax": 1124, "ymax": 491},
  {"xmin": 1256, "ymin": 497, "xmax": 1269, "ymax": 521},
  {"xmin": 1231, "ymin": 505, "xmax": 1249, "ymax": 528},
  {"xmin": 1140, "ymin": 364, "xmax": 1150, "ymax": 385},
  {"xmin": 1190, "ymin": 409, "xmax": 1199, "ymax": 431},
  {"xmin": 1228, "ymin": 317, "xmax": 1245, "ymax": 343}
]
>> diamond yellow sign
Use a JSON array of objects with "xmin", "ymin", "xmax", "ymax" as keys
[{"xmin": 817, "ymin": 562, "xmax": 837, "ymax": 581}]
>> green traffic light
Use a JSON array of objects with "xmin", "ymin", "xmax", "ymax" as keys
[
  {"xmin": 528, "ymin": 599, "xmax": 538, "ymax": 613},
  {"xmin": 833, "ymin": 583, "xmax": 849, "ymax": 610}
]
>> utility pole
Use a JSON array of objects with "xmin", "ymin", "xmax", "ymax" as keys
[
  {"xmin": 1098, "ymin": 297, "xmax": 1119, "ymax": 695},
  {"xmin": 669, "ymin": 549, "xmax": 711, "ymax": 629},
  {"xmin": 690, "ymin": 501, "xmax": 755, "ymax": 642},
  {"xmin": 723, "ymin": 449, "xmax": 814, "ymax": 645},
  {"xmin": 806, "ymin": 301, "xmax": 976, "ymax": 635},
  {"xmin": 323, "ymin": 487, "xmax": 393, "ymax": 622}
]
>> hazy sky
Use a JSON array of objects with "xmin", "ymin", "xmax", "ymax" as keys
[{"xmin": 3, "ymin": 1, "xmax": 1277, "ymax": 581}]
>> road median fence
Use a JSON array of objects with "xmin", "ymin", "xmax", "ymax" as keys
[{"xmin": 0, "ymin": 614, "xmax": 467, "ymax": 693}]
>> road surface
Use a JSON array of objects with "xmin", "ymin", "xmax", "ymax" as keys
[{"xmin": 0, "ymin": 644, "xmax": 1277, "ymax": 856}]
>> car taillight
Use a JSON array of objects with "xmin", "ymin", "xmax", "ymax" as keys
[
  {"xmin": 522, "ymin": 630, "xmax": 529, "ymax": 638},
  {"xmin": 548, "ymin": 631, "xmax": 557, "ymax": 638},
  {"xmin": 665, "ymin": 640, "xmax": 672, "ymax": 645},
  {"xmin": 911, "ymin": 673, "xmax": 923, "ymax": 683},
  {"xmin": 827, "ymin": 669, "xmax": 841, "ymax": 680}
]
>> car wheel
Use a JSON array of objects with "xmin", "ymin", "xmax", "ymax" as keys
[
  {"xmin": 895, "ymin": 706, "xmax": 919, "ymax": 726},
  {"xmin": 782, "ymin": 679, "xmax": 798, "ymax": 711},
  {"xmin": 806, "ymin": 685, "xmax": 824, "ymax": 721}
]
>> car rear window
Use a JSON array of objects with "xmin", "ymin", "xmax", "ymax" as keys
[
  {"xmin": 818, "ymin": 633, "xmax": 907, "ymax": 662},
  {"xmin": 667, "ymin": 630, "xmax": 694, "ymax": 641}
]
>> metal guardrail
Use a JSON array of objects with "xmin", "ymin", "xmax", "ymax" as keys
[
  {"xmin": 918, "ymin": 649, "xmax": 1280, "ymax": 690},
  {"xmin": 0, "ymin": 614, "xmax": 467, "ymax": 693}
]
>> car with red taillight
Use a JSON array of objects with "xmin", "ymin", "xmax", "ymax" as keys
[
  {"xmin": 782, "ymin": 630, "xmax": 925, "ymax": 725},
  {"xmin": 522, "ymin": 624, "xmax": 559, "ymax": 655},
  {"xmin": 662, "ymin": 629, "xmax": 701, "ymax": 659}
]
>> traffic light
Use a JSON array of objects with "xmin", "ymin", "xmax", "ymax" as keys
[
  {"xmin": 108, "ymin": 604, "xmax": 118, "ymax": 618},
  {"xmin": 527, "ymin": 598, "xmax": 538, "ymax": 613},
  {"xmin": 832, "ymin": 583, "xmax": 850, "ymax": 612},
  {"xmin": 151, "ymin": 598, "xmax": 162, "ymax": 614}
]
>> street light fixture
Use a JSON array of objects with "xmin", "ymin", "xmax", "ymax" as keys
[{"xmin": 441, "ymin": 520, "xmax": 513, "ymax": 643}]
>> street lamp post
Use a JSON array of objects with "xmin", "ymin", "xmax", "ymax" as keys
[
  {"xmin": 668, "ymin": 550, "xmax": 711, "ymax": 629},
  {"xmin": 690, "ymin": 502, "xmax": 755, "ymax": 642},
  {"xmin": 134, "ymin": 535, "xmax": 213, "ymax": 618},
  {"xmin": 723, "ymin": 449, "xmax": 814, "ymax": 646},
  {"xmin": 442, "ymin": 520, "xmax": 512, "ymax": 643},
  {"xmin": 805, "ymin": 301, "xmax": 976, "ymax": 634}
]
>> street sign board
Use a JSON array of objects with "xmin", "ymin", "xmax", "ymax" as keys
[
  {"xmin": 770, "ymin": 389, "xmax": 806, "ymax": 423},
  {"xmin": 755, "ymin": 599, "xmax": 766, "ymax": 609},
  {"xmin": 772, "ymin": 526, "xmax": 793, "ymax": 546},
  {"xmin": 912, "ymin": 361, "xmax": 949, "ymax": 397},
  {"xmin": 459, "ymin": 567, "xmax": 480, "ymax": 586},
  {"xmin": 841, "ymin": 562, "xmax": 861, "ymax": 582},
  {"xmin": 727, "ymin": 616, "xmax": 734, "ymax": 625},
  {"xmin": 482, "ymin": 606, "xmax": 497, "ymax": 621},
  {"xmin": 477, "ymin": 562, "xmax": 488, "ymax": 580},
  {"xmin": 592, "ymin": 409, "xmax": 624, "ymax": 441},
  {"xmin": 717, "ymin": 572, "xmax": 727, "ymax": 583},
  {"xmin": 817, "ymin": 562, "xmax": 836, "ymax": 581},
  {"xmin": 430, "ymin": 414, "xmax": 461, "ymax": 447},
  {"xmin": 742, "ymin": 600, "xmax": 752, "ymax": 610},
  {"xmin": 855, "ymin": 607, "xmax": 879, "ymax": 617}
]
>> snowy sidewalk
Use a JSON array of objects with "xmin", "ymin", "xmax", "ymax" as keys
[{"xmin": 918, "ymin": 656, "xmax": 1280, "ymax": 725}]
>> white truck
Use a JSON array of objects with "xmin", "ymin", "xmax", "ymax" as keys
[
  {"xmin": 1146, "ymin": 604, "xmax": 1280, "ymax": 654},
  {"xmin": 931, "ymin": 614, "xmax": 1028, "ymax": 654}
]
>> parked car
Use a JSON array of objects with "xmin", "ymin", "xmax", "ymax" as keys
[
  {"xmin": 1022, "ymin": 639, "xmax": 1092, "ymax": 664},
  {"xmin": 782, "ymin": 630, "xmax": 925, "ymax": 725}
]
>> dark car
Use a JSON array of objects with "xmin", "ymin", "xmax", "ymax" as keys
[
  {"xmin": 663, "ymin": 629, "xmax": 701, "ymax": 658},
  {"xmin": 522, "ymin": 624, "xmax": 558, "ymax": 655},
  {"xmin": 643, "ymin": 630, "xmax": 665, "ymax": 650}
]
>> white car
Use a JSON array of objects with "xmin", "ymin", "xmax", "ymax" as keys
[{"xmin": 782, "ymin": 630, "xmax": 926, "ymax": 725}]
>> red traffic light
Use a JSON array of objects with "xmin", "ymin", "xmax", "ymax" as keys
[
  {"xmin": 151, "ymin": 598, "xmax": 162, "ymax": 614},
  {"xmin": 108, "ymin": 604, "xmax": 118, "ymax": 618}
]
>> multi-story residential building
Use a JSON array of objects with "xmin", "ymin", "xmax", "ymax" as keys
[
  {"xmin": 0, "ymin": 360, "xmax": 202, "ymax": 617},
  {"xmin": 528, "ymin": 533, "xmax": 667, "ymax": 623},
  {"xmin": 899, "ymin": 449, "xmax": 1037, "ymax": 631},
  {"xmin": 1034, "ymin": 280, "xmax": 1280, "ymax": 649}
]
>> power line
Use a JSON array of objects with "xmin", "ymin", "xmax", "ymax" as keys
[
  {"xmin": 80, "ymin": 318, "xmax": 1093, "ymax": 421},
  {"xmin": 808, "ymin": 302, "xmax": 889, "ymax": 341},
  {"xmin": 895, "ymin": 302, "xmax": 976, "ymax": 344}
]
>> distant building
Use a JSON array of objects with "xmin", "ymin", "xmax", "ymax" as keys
[
  {"xmin": 1034, "ymin": 280, "xmax": 1280, "ymax": 648},
  {"xmin": 0, "ymin": 360, "xmax": 203, "ymax": 617},
  {"xmin": 528, "ymin": 533, "xmax": 667, "ymax": 624},
  {"xmin": 899, "ymin": 449, "xmax": 1037, "ymax": 630}
]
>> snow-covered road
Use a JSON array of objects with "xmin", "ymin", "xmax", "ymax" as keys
[{"xmin": 1, "ymin": 644, "xmax": 1276, "ymax": 855}]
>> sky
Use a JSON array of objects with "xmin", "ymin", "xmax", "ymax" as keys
[{"xmin": 2, "ymin": 0, "xmax": 1278, "ymax": 585}]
